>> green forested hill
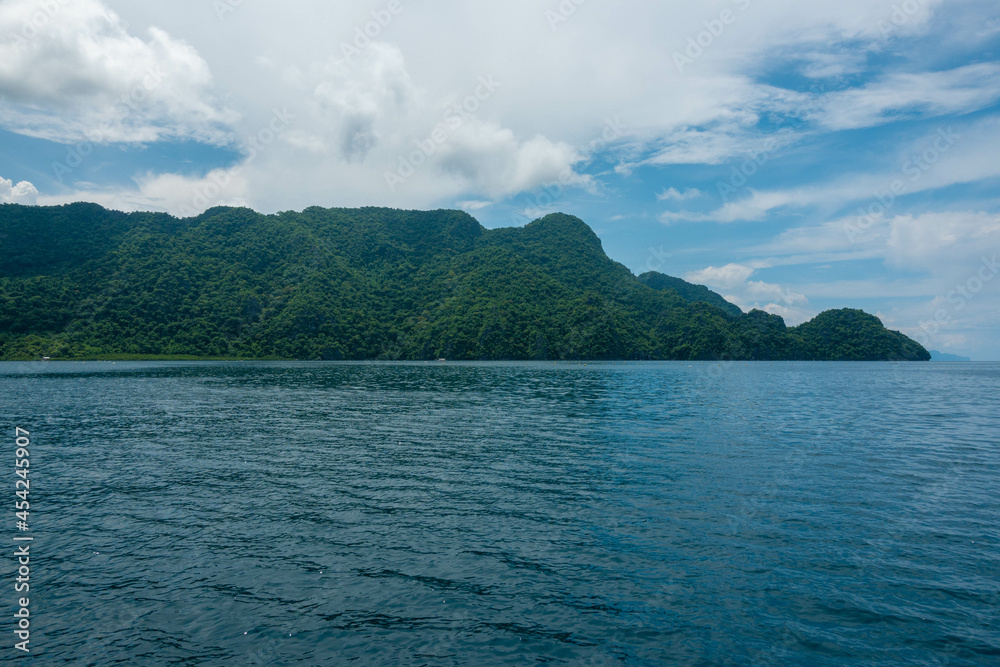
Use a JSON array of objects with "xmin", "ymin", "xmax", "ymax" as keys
[
  {"xmin": 637, "ymin": 271, "xmax": 743, "ymax": 317},
  {"xmin": 0, "ymin": 203, "xmax": 930, "ymax": 361}
]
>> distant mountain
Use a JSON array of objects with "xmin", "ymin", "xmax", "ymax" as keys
[
  {"xmin": 929, "ymin": 350, "xmax": 972, "ymax": 361},
  {"xmin": 0, "ymin": 203, "xmax": 931, "ymax": 362}
]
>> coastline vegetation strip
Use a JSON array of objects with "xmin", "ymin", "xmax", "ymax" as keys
[{"xmin": 0, "ymin": 354, "xmax": 289, "ymax": 362}]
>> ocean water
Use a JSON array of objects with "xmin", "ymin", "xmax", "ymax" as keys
[{"xmin": 0, "ymin": 361, "xmax": 997, "ymax": 665}]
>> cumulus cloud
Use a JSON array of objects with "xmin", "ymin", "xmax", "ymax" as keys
[
  {"xmin": 0, "ymin": 176, "xmax": 38, "ymax": 205},
  {"xmin": 0, "ymin": 0, "xmax": 236, "ymax": 144},
  {"xmin": 7, "ymin": 0, "xmax": 987, "ymax": 214},
  {"xmin": 685, "ymin": 263, "xmax": 756, "ymax": 290},
  {"xmin": 225, "ymin": 41, "xmax": 592, "ymax": 208},
  {"xmin": 311, "ymin": 43, "xmax": 417, "ymax": 162},
  {"xmin": 435, "ymin": 123, "xmax": 588, "ymax": 199},
  {"xmin": 685, "ymin": 262, "xmax": 810, "ymax": 323},
  {"xmin": 64, "ymin": 0, "xmax": 965, "ymax": 213}
]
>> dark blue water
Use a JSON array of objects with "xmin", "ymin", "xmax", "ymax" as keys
[{"xmin": 1, "ymin": 361, "xmax": 997, "ymax": 665}]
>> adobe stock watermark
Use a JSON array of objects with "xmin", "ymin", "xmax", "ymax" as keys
[
  {"xmin": 51, "ymin": 66, "xmax": 166, "ymax": 182},
  {"xmin": 6, "ymin": 0, "xmax": 70, "ymax": 51},
  {"xmin": 673, "ymin": 0, "xmax": 752, "ymax": 73},
  {"xmin": 844, "ymin": 127, "xmax": 959, "ymax": 243},
  {"xmin": 384, "ymin": 76, "xmax": 502, "ymax": 192},
  {"xmin": 715, "ymin": 132, "xmax": 797, "ymax": 202},
  {"xmin": 642, "ymin": 245, "xmax": 673, "ymax": 274},
  {"xmin": 12, "ymin": 427, "xmax": 32, "ymax": 654},
  {"xmin": 177, "ymin": 108, "xmax": 295, "ymax": 217},
  {"xmin": 713, "ymin": 83, "xmax": 829, "ymax": 202},
  {"xmin": 509, "ymin": 117, "xmax": 625, "ymax": 225},
  {"xmin": 339, "ymin": 0, "xmax": 412, "ymax": 63},
  {"xmin": 916, "ymin": 256, "xmax": 998, "ymax": 346},
  {"xmin": 877, "ymin": 0, "xmax": 929, "ymax": 38},
  {"xmin": 545, "ymin": 0, "xmax": 587, "ymax": 31},
  {"xmin": 213, "ymin": 0, "xmax": 244, "ymax": 21}
]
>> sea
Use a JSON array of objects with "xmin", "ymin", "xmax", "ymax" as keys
[{"xmin": 0, "ymin": 361, "xmax": 997, "ymax": 665}]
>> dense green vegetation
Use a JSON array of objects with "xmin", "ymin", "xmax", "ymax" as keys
[
  {"xmin": 0, "ymin": 203, "xmax": 930, "ymax": 361},
  {"xmin": 638, "ymin": 271, "xmax": 743, "ymax": 317}
]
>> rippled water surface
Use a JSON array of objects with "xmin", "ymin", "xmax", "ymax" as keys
[{"xmin": 1, "ymin": 361, "xmax": 998, "ymax": 665}]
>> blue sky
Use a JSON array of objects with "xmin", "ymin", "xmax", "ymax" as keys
[{"xmin": 1, "ymin": 0, "xmax": 998, "ymax": 358}]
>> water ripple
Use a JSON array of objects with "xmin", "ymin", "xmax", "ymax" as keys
[{"xmin": 0, "ymin": 361, "xmax": 997, "ymax": 665}]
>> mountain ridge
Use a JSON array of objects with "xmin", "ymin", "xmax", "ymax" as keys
[
  {"xmin": 638, "ymin": 271, "xmax": 743, "ymax": 317},
  {"xmin": 0, "ymin": 204, "xmax": 931, "ymax": 362},
  {"xmin": 929, "ymin": 350, "xmax": 972, "ymax": 361}
]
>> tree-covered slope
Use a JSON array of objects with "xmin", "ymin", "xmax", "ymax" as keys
[
  {"xmin": 791, "ymin": 309, "xmax": 930, "ymax": 361},
  {"xmin": 638, "ymin": 271, "xmax": 743, "ymax": 317},
  {"xmin": 0, "ymin": 204, "xmax": 930, "ymax": 361}
]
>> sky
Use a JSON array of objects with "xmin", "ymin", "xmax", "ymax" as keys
[{"xmin": 0, "ymin": 0, "xmax": 998, "ymax": 359}]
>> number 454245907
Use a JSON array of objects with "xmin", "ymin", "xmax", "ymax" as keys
[{"xmin": 15, "ymin": 428, "xmax": 30, "ymax": 511}]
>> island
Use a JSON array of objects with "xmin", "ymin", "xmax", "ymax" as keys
[{"xmin": 0, "ymin": 203, "xmax": 930, "ymax": 362}]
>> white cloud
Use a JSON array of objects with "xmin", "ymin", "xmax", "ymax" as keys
[
  {"xmin": 642, "ymin": 122, "xmax": 804, "ymax": 167},
  {"xmin": 686, "ymin": 263, "xmax": 756, "ymax": 289},
  {"xmin": 799, "ymin": 50, "xmax": 867, "ymax": 79},
  {"xmin": 723, "ymin": 208, "xmax": 1000, "ymax": 354},
  {"xmin": 57, "ymin": 0, "xmax": 961, "ymax": 212},
  {"xmin": 310, "ymin": 43, "xmax": 417, "ymax": 162},
  {"xmin": 739, "ymin": 210, "xmax": 1000, "ymax": 295},
  {"xmin": 38, "ymin": 169, "xmax": 249, "ymax": 216},
  {"xmin": 657, "ymin": 187, "xmax": 701, "ymax": 201},
  {"xmin": 660, "ymin": 200, "xmax": 763, "ymax": 224},
  {"xmin": 643, "ymin": 61, "xmax": 1000, "ymax": 205},
  {"xmin": 755, "ymin": 210, "xmax": 1000, "ymax": 277},
  {"xmin": 762, "ymin": 218, "xmax": 877, "ymax": 256},
  {"xmin": 10, "ymin": 26, "xmax": 590, "ymax": 211},
  {"xmin": 8, "ymin": 0, "xmax": 983, "ymax": 214},
  {"xmin": 0, "ymin": 0, "xmax": 236, "ymax": 144},
  {"xmin": 685, "ymin": 262, "xmax": 811, "ymax": 323},
  {"xmin": 886, "ymin": 211, "xmax": 1000, "ymax": 274},
  {"xmin": 176, "ymin": 40, "xmax": 590, "ymax": 209},
  {"xmin": 663, "ymin": 115, "xmax": 1000, "ymax": 225},
  {"xmin": 0, "ymin": 176, "xmax": 38, "ymax": 205},
  {"xmin": 435, "ymin": 124, "xmax": 588, "ymax": 199},
  {"xmin": 742, "ymin": 281, "xmax": 808, "ymax": 307},
  {"xmin": 758, "ymin": 303, "xmax": 816, "ymax": 325},
  {"xmin": 457, "ymin": 200, "xmax": 492, "ymax": 211},
  {"xmin": 814, "ymin": 63, "xmax": 1000, "ymax": 131}
]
